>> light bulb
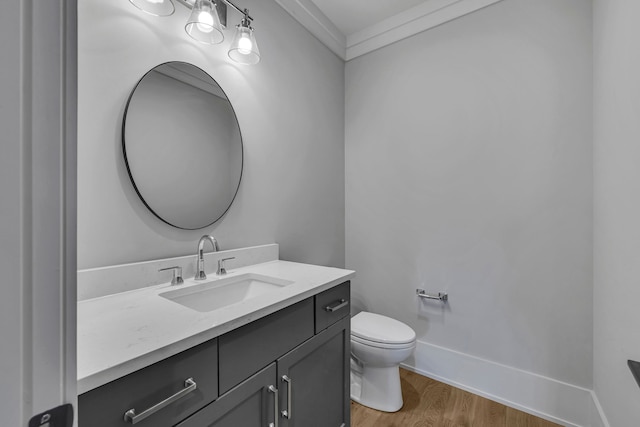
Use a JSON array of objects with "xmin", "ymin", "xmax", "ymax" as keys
[
  {"xmin": 228, "ymin": 22, "xmax": 260, "ymax": 65},
  {"xmin": 185, "ymin": 0, "xmax": 223, "ymax": 44},
  {"xmin": 237, "ymin": 34, "xmax": 253, "ymax": 55},
  {"xmin": 196, "ymin": 11, "xmax": 214, "ymax": 33}
]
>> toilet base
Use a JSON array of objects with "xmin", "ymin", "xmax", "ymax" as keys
[{"xmin": 351, "ymin": 363, "xmax": 403, "ymax": 412}]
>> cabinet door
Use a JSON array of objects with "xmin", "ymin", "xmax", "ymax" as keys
[
  {"xmin": 277, "ymin": 316, "xmax": 350, "ymax": 427},
  {"xmin": 177, "ymin": 363, "xmax": 278, "ymax": 427}
]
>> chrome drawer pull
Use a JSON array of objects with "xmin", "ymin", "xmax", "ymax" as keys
[
  {"xmin": 123, "ymin": 378, "xmax": 197, "ymax": 424},
  {"xmin": 324, "ymin": 299, "xmax": 348, "ymax": 312},
  {"xmin": 268, "ymin": 385, "xmax": 279, "ymax": 427},
  {"xmin": 281, "ymin": 375, "xmax": 292, "ymax": 419}
]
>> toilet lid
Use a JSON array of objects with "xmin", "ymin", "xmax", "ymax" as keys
[{"xmin": 351, "ymin": 312, "xmax": 416, "ymax": 345}]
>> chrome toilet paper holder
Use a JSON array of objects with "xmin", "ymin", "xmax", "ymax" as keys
[{"xmin": 416, "ymin": 289, "xmax": 448, "ymax": 302}]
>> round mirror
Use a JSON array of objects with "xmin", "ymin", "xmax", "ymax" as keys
[{"xmin": 123, "ymin": 62, "xmax": 243, "ymax": 229}]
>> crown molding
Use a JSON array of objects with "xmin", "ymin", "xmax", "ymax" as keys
[
  {"xmin": 275, "ymin": 0, "xmax": 504, "ymax": 61},
  {"xmin": 274, "ymin": 0, "xmax": 346, "ymax": 59}
]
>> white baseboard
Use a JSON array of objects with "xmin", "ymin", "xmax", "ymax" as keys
[
  {"xmin": 588, "ymin": 391, "xmax": 610, "ymax": 427},
  {"xmin": 401, "ymin": 340, "xmax": 606, "ymax": 427}
]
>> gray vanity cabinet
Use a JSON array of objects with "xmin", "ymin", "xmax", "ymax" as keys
[
  {"xmin": 78, "ymin": 281, "xmax": 350, "ymax": 427},
  {"xmin": 277, "ymin": 316, "xmax": 350, "ymax": 427}
]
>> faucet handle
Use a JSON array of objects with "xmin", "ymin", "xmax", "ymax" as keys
[
  {"xmin": 159, "ymin": 266, "xmax": 184, "ymax": 286},
  {"xmin": 216, "ymin": 257, "xmax": 235, "ymax": 276}
]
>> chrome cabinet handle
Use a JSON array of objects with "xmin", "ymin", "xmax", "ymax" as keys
[
  {"xmin": 281, "ymin": 375, "xmax": 292, "ymax": 419},
  {"xmin": 268, "ymin": 385, "xmax": 279, "ymax": 427},
  {"xmin": 324, "ymin": 299, "xmax": 349, "ymax": 312},
  {"xmin": 123, "ymin": 378, "xmax": 197, "ymax": 424}
]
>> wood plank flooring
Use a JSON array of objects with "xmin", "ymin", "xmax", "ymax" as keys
[{"xmin": 351, "ymin": 369, "xmax": 561, "ymax": 427}]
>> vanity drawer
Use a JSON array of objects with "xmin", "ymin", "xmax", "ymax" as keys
[
  {"xmin": 78, "ymin": 338, "xmax": 218, "ymax": 427},
  {"xmin": 315, "ymin": 281, "xmax": 350, "ymax": 333},
  {"xmin": 218, "ymin": 298, "xmax": 314, "ymax": 394}
]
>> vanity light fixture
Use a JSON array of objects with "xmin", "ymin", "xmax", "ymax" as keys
[
  {"xmin": 228, "ymin": 12, "xmax": 260, "ymax": 65},
  {"xmin": 185, "ymin": 0, "xmax": 224, "ymax": 44},
  {"xmin": 129, "ymin": 0, "xmax": 261, "ymax": 65}
]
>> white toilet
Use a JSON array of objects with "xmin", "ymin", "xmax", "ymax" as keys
[{"xmin": 350, "ymin": 311, "xmax": 416, "ymax": 412}]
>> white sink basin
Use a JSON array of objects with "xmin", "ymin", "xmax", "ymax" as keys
[{"xmin": 160, "ymin": 273, "xmax": 294, "ymax": 312}]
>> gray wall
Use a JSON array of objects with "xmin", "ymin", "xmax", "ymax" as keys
[
  {"xmin": 345, "ymin": 0, "xmax": 593, "ymax": 388},
  {"xmin": 78, "ymin": 0, "xmax": 345, "ymax": 269},
  {"xmin": 593, "ymin": 0, "xmax": 640, "ymax": 425}
]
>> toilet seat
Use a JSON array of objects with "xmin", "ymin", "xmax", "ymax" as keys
[
  {"xmin": 351, "ymin": 312, "xmax": 416, "ymax": 346},
  {"xmin": 351, "ymin": 334, "xmax": 416, "ymax": 350}
]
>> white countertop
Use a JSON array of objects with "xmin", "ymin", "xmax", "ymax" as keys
[{"xmin": 77, "ymin": 260, "xmax": 354, "ymax": 394}]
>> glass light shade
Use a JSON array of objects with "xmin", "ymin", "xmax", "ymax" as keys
[
  {"xmin": 185, "ymin": 0, "xmax": 224, "ymax": 44},
  {"xmin": 228, "ymin": 25, "xmax": 260, "ymax": 65},
  {"xmin": 129, "ymin": 0, "xmax": 175, "ymax": 16}
]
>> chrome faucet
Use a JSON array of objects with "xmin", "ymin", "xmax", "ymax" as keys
[{"xmin": 195, "ymin": 235, "xmax": 218, "ymax": 281}]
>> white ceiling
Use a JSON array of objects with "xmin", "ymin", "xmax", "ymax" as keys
[{"xmin": 274, "ymin": 0, "xmax": 505, "ymax": 61}]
